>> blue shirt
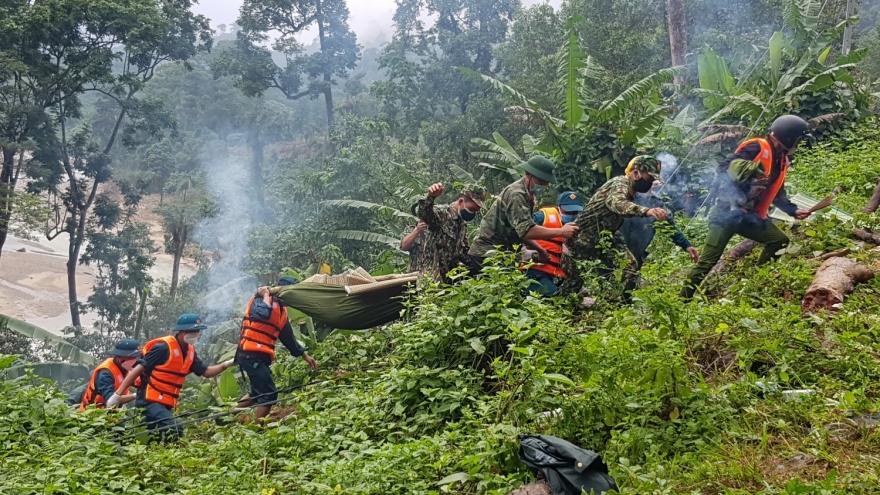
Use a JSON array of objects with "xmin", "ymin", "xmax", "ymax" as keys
[
  {"xmin": 247, "ymin": 297, "xmax": 305, "ymax": 358},
  {"xmin": 533, "ymin": 210, "xmax": 577, "ymax": 226}
]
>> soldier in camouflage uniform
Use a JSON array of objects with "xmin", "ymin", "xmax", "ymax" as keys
[
  {"xmin": 559, "ymin": 155, "xmax": 669, "ymax": 299},
  {"xmin": 400, "ymin": 218, "xmax": 427, "ymax": 273},
  {"xmin": 415, "ymin": 183, "xmax": 488, "ymax": 283},
  {"xmin": 467, "ymin": 156, "xmax": 579, "ymax": 274}
]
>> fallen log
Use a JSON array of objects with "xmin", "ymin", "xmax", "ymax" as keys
[
  {"xmin": 708, "ymin": 239, "xmax": 760, "ymax": 276},
  {"xmin": 863, "ymin": 178, "xmax": 880, "ymax": 213},
  {"xmin": 507, "ymin": 481, "xmax": 552, "ymax": 495},
  {"xmin": 853, "ymin": 228, "xmax": 880, "ymax": 245},
  {"xmin": 814, "ymin": 248, "xmax": 851, "ymax": 261},
  {"xmin": 801, "ymin": 257, "xmax": 875, "ymax": 313}
]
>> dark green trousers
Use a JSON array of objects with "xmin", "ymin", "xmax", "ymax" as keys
[{"xmin": 681, "ymin": 211, "xmax": 789, "ymax": 298}]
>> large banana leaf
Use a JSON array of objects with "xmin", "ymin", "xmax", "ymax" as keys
[
  {"xmin": 769, "ymin": 31, "xmax": 783, "ymax": 88},
  {"xmin": 322, "ymin": 199, "xmax": 414, "ymax": 219},
  {"xmin": 333, "ymin": 230, "xmax": 401, "ymax": 247},
  {"xmin": 0, "ymin": 314, "xmax": 97, "ymax": 366},
  {"xmin": 446, "ymin": 163, "xmax": 478, "ymax": 185},
  {"xmin": 559, "ymin": 18, "xmax": 586, "ymax": 127},
  {"xmin": 2, "ymin": 362, "xmax": 92, "ymax": 383}
]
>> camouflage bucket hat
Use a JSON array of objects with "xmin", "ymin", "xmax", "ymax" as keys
[
  {"xmin": 626, "ymin": 155, "xmax": 662, "ymax": 179},
  {"xmin": 461, "ymin": 184, "xmax": 488, "ymax": 209}
]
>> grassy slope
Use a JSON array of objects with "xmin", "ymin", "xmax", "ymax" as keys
[{"xmin": 2, "ymin": 122, "xmax": 880, "ymax": 495}]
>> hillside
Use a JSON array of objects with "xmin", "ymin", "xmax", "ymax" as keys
[{"xmin": 2, "ymin": 123, "xmax": 880, "ymax": 494}]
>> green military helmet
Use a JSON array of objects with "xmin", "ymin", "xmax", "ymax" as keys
[
  {"xmin": 519, "ymin": 156, "xmax": 556, "ymax": 183},
  {"xmin": 461, "ymin": 184, "xmax": 488, "ymax": 209},
  {"xmin": 625, "ymin": 155, "xmax": 662, "ymax": 179}
]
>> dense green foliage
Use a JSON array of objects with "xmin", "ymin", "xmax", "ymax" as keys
[{"xmin": 1, "ymin": 127, "xmax": 880, "ymax": 492}]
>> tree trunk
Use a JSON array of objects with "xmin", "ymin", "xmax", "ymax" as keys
[
  {"xmin": 0, "ymin": 148, "xmax": 17, "ymax": 265},
  {"xmin": 315, "ymin": 1, "xmax": 334, "ymax": 128},
  {"xmin": 247, "ymin": 130, "xmax": 265, "ymax": 210},
  {"xmin": 67, "ymin": 211, "xmax": 83, "ymax": 328},
  {"xmin": 666, "ymin": 0, "xmax": 687, "ymax": 84},
  {"xmin": 170, "ymin": 226, "xmax": 187, "ymax": 301},
  {"xmin": 323, "ymin": 85, "xmax": 334, "ymax": 128},
  {"xmin": 862, "ymin": 178, "xmax": 880, "ymax": 213},
  {"xmin": 802, "ymin": 257, "xmax": 875, "ymax": 313},
  {"xmin": 853, "ymin": 228, "xmax": 880, "ymax": 245}
]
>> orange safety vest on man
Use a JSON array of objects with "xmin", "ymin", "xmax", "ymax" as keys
[
  {"xmin": 529, "ymin": 206, "xmax": 567, "ymax": 278},
  {"xmin": 735, "ymin": 138, "xmax": 789, "ymax": 219},
  {"xmin": 238, "ymin": 297, "xmax": 289, "ymax": 361},
  {"xmin": 142, "ymin": 335, "xmax": 194, "ymax": 408},
  {"xmin": 80, "ymin": 358, "xmax": 125, "ymax": 411}
]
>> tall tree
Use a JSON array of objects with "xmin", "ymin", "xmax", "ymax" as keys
[
  {"xmin": 80, "ymin": 181, "xmax": 154, "ymax": 337},
  {"xmin": 19, "ymin": 0, "xmax": 212, "ymax": 327},
  {"xmin": 212, "ymin": 0, "xmax": 361, "ymax": 128},
  {"xmin": 373, "ymin": 0, "xmax": 520, "ymax": 168},
  {"xmin": 157, "ymin": 172, "xmax": 217, "ymax": 300},
  {"xmin": 666, "ymin": 0, "xmax": 687, "ymax": 83}
]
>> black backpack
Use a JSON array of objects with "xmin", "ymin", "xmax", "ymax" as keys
[{"xmin": 518, "ymin": 434, "xmax": 617, "ymax": 495}]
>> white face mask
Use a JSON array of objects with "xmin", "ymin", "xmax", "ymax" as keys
[
  {"xmin": 119, "ymin": 359, "xmax": 136, "ymax": 371},
  {"xmin": 182, "ymin": 333, "xmax": 200, "ymax": 345}
]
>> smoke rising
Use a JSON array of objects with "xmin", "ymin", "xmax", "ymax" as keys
[{"xmin": 192, "ymin": 147, "xmax": 260, "ymax": 323}]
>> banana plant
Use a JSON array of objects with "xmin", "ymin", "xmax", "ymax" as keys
[
  {"xmin": 0, "ymin": 314, "xmax": 97, "ymax": 366},
  {"xmin": 696, "ymin": 0, "xmax": 865, "ymax": 143},
  {"xmin": 462, "ymin": 15, "xmax": 681, "ymax": 174}
]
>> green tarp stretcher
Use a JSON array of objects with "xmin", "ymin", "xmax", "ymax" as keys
[
  {"xmin": 769, "ymin": 193, "xmax": 853, "ymax": 223},
  {"xmin": 271, "ymin": 269, "xmax": 419, "ymax": 330}
]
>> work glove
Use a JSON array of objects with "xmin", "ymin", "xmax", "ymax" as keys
[
  {"xmin": 105, "ymin": 393, "xmax": 122, "ymax": 408},
  {"xmin": 222, "ymin": 359, "xmax": 237, "ymax": 370}
]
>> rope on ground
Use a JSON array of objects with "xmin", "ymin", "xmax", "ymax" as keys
[{"xmin": 111, "ymin": 379, "xmax": 330, "ymax": 443}]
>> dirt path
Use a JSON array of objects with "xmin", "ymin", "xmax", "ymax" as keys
[{"xmin": 0, "ymin": 194, "xmax": 197, "ymax": 336}]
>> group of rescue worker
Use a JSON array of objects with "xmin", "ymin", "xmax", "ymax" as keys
[
  {"xmin": 78, "ymin": 114, "xmax": 814, "ymax": 439},
  {"xmin": 403, "ymin": 114, "xmax": 815, "ymax": 300},
  {"xmin": 79, "ymin": 276, "xmax": 317, "ymax": 439}
]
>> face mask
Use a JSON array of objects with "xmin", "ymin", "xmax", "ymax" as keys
[
  {"xmin": 530, "ymin": 185, "xmax": 546, "ymax": 197},
  {"xmin": 561, "ymin": 213, "xmax": 578, "ymax": 224},
  {"xmin": 119, "ymin": 359, "xmax": 136, "ymax": 372},
  {"xmin": 633, "ymin": 178, "xmax": 653, "ymax": 193},
  {"xmin": 458, "ymin": 208, "xmax": 477, "ymax": 222},
  {"xmin": 183, "ymin": 333, "xmax": 199, "ymax": 345}
]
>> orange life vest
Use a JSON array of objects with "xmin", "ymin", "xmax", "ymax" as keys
[
  {"xmin": 238, "ymin": 297, "xmax": 288, "ymax": 361},
  {"xmin": 80, "ymin": 358, "xmax": 126, "ymax": 411},
  {"xmin": 528, "ymin": 207, "xmax": 567, "ymax": 278},
  {"xmin": 735, "ymin": 137, "xmax": 789, "ymax": 219},
  {"xmin": 143, "ymin": 335, "xmax": 194, "ymax": 408}
]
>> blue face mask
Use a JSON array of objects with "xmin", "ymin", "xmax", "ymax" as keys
[
  {"xmin": 531, "ymin": 185, "xmax": 546, "ymax": 197},
  {"xmin": 561, "ymin": 213, "xmax": 578, "ymax": 224}
]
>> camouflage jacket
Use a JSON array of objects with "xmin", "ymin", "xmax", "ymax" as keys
[
  {"xmin": 468, "ymin": 178, "xmax": 536, "ymax": 258},
  {"xmin": 416, "ymin": 199, "xmax": 470, "ymax": 282},
  {"xmin": 574, "ymin": 175, "xmax": 649, "ymax": 245},
  {"xmin": 402, "ymin": 226, "xmax": 427, "ymax": 273}
]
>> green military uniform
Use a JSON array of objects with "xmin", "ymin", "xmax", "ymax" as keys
[
  {"xmin": 681, "ymin": 140, "xmax": 796, "ymax": 298},
  {"xmin": 415, "ymin": 201, "xmax": 468, "ymax": 282},
  {"xmin": 468, "ymin": 178, "xmax": 536, "ymax": 268},
  {"xmin": 403, "ymin": 224, "xmax": 427, "ymax": 273},
  {"xmin": 558, "ymin": 175, "xmax": 650, "ymax": 296},
  {"xmin": 415, "ymin": 185, "xmax": 487, "ymax": 282}
]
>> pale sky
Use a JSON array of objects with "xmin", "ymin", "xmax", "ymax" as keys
[{"xmin": 193, "ymin": 0, "xmax": 562, "ymax": 45}]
